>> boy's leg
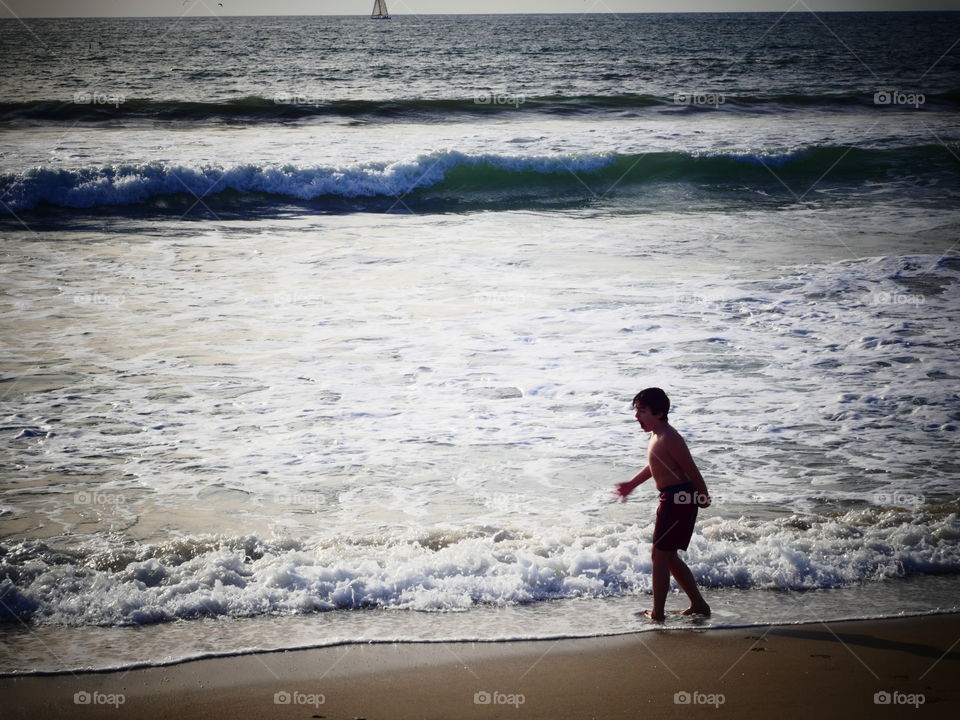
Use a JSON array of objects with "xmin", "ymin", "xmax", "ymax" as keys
[
  {"xmin": 667, "ymin": 553, "xmax": 710, "ymax": 616},
  {"xmin": 646, "ymin": 547, "xmax": 673, "ymax": 621}
]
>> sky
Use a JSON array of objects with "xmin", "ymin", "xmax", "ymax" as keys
[{"xmin": 1, "ymin": 0, "xmax": 957, "ymax": 18}]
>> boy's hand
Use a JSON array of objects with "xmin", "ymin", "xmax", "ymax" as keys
[{"xmin": 613, "ymin": 479, "xmax": 640, "ymax": 501}]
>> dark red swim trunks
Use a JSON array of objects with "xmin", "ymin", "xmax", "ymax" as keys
[{"xmin": 653, "ymin": 482, "xmax": 699, "ymax": 551}]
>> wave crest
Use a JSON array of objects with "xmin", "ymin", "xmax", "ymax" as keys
[{"xmin": 1, "ymin": 145, "xmax": 953, "ymax": 214}]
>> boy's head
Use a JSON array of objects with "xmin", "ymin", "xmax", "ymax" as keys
[{"xmin": 632, "ymin": 387, "xmax": 670, "ymax": 425}]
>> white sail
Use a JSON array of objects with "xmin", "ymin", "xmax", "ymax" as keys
[{"xmin": 371, "ymin": 0, "xmax": 390, "ymax": 19}]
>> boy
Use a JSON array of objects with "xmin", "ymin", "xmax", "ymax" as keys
[{"xmin": 615, "ymin": 388, "xmax": 711, "ymax": 621}]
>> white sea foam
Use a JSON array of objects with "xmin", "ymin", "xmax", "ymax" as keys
[
  {"xmin": 2, "ymin": 222, "xmax": 958, "ymax": 532},
  {"xmin": 1, "ymin": 505, "xmax": 957, "ymax": 627}
]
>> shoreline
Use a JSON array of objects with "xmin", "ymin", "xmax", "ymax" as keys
[
  {"xmin": 3, "ymin": 613, "xmax": 958, "ymax": 718},
  {"xmin": 2, "ymin": 608, "xmax": 957, "ymax": 679}
]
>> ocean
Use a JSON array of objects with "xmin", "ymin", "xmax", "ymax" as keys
[{"xmin": 1, "ymin": 11, "xmax": 959, "ymax": 675}]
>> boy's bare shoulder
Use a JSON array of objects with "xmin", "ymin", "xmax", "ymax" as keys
[
  {"xmin": 661, "ymin": 425, "xmax": 691, "ymax": 453},
  {"xmin": 663, "ymin": 424, "xmax": 686, "ymax": 442}
]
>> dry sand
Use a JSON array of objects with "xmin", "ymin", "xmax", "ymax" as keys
[{"xmin": 3, "ymin": 613, "xmax": 958, "ymax": 719}]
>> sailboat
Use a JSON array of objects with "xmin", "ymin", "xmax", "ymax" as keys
[{"xmin": 370, "ymin": 0, "xmax": 390, "ymax": 19}]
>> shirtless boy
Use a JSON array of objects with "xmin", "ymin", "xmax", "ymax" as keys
[{"xmin": 615, "ymin": 388, "xmax": 711, "ymax": 621}]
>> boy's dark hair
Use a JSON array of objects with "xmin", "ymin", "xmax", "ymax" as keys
[{"xmin": 632, "ymin": 387, "xmax": 670, "ymax": 421}]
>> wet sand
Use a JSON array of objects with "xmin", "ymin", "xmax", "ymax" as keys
[{"xmin": 3, "ymin": 613, "xmax": 958, "ymax": 719}]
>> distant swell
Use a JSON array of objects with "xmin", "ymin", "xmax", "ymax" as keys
[
  {"xmin": 1, "ymin": 91, "xmax": 959, "ymax": 123},
  {"xmin": 1, "ymin": 505, "xmax": 958, "ymax": 626},
  {"xmin": 1, "ymin": 145, "xmax": 955, "ymax": 214}
]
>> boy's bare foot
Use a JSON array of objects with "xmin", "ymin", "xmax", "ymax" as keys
[
  {"xmin": 641, "ymin": 609, "xmax": 665, "ymax": 622},
  {"xmin": 680, "ymin": 603, "xmax": 711, "ymax": 617}
]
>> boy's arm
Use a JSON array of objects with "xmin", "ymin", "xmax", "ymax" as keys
[
  {"xmin": 614, "ymin": 465, "xmax": 651, "ymax": 500},
  {"xmin": 667, "ymin": 433, "xmax": 711, "ymax": 507}
]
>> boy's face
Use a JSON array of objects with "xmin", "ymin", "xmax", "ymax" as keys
[{"xmin": 633, "ymin": 404, "xmax": 661, "ymax": 432}]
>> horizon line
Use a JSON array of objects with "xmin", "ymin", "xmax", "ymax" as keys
[{"xmin": 3, "ymin": 9, "xmax": 958, "ymax": 19}]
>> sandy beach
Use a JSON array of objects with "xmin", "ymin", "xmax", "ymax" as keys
[{"xmin": 3, "ymin": 613, "xmax": 957, "ymax": 719}]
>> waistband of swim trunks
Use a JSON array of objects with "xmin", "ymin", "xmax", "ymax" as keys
[{"xmin": 658, "ymin": 481, "xmax": 695, "ymax": 495}]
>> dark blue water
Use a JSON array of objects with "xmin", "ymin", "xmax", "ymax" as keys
[{"xmin": 2, "ymin": 13, "xmax": 958, "ymax": 106}]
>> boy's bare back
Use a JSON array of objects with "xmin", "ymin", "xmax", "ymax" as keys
[{"xmin": 647, "ymin": 426, "xmax": 707, "ymax": 502}]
